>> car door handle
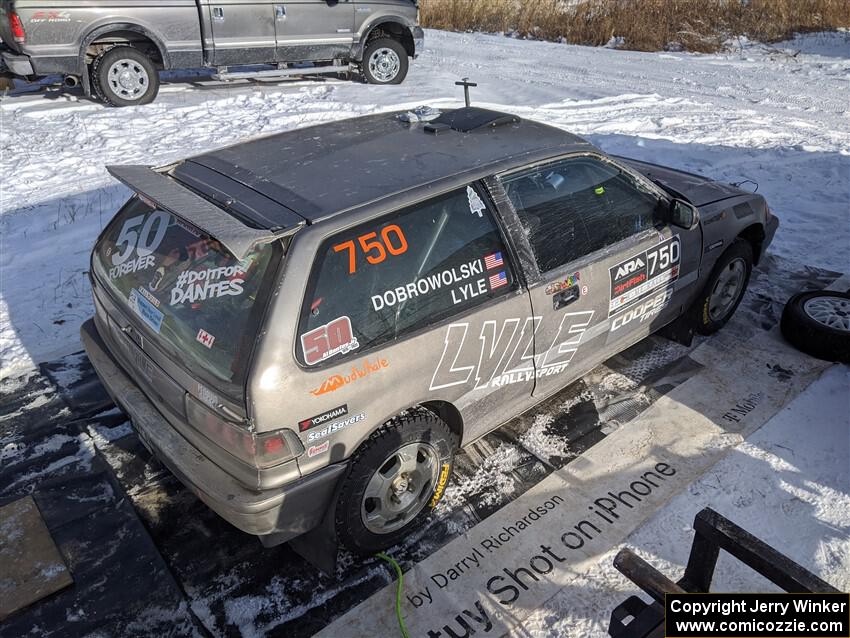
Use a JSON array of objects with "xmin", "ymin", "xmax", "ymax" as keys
[
  {"xmin": 275, "ymin": 5, "xmax": 286, "ymax": 20},
  {"xmin": 213, "ymin": 7, "xmax": 224, "ymax": 21},
  {"xmin": 553, "ymin": 285, "xmax": 580, "ymax": 311}
]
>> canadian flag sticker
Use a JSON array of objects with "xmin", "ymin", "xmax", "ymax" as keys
[{"xmin": 196, "ymin": 328, "xmax": 216, "ymax": 349}]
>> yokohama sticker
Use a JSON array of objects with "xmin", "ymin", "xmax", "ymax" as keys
[
  {"xmin": 301, "ymin": 316, "xmax": 359, "ymax": 366},
  {"xmin": 298, "ymin": 404, "xmax": 349, "ymax": 432},
  {"xmin": 609, "ymin": 236, "xmax": 680, "ymax": 316}
]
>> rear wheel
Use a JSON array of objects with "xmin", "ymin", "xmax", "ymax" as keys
[
  {"xmin": 362, "ymin": 38, "xmax": 409, "ymax": 85},
  {"xmin": 335, "ymin": 409, "xmax": 454, "ymax": 554},
  {"xmin": 92, "ymin": 46, "xmax": 160, "ymax": 107},
  {"xmin": 691, "ymin": 239, "xmax": 753, "ymax": 335}
]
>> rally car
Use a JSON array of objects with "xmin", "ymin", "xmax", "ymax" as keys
[{"xmin": 81, "ymin": 106, "xmax": 778, "ymax": 554}]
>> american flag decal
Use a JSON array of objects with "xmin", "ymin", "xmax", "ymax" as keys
[
  {"xmin": 484, "ymin": 252, "xmax": 504, "ymax": 270},
  {"xmin": 489, "ymin": 271, "xmax": 508, "ymax": 290}
]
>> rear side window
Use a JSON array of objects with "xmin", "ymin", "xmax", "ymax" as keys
[
  {"xmin": 502, "ymin": 155, "xmax": 665, "ymax": 272},
  {"xmin": 298, "ymin": 186, "xmax": 515, "ymax": 366}
]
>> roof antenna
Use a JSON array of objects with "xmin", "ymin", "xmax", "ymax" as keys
[{"xmin": 455, "ymin": 78, "xmax": 478, "ymax": 108}]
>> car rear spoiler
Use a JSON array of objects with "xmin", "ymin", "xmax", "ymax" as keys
[{"xmin": 106, "ymin": 165, "xmax": 304, "ymax": 260}]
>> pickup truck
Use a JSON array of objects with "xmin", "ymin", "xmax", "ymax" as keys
[{"xmin": 0, "ymin": 0, "xmax": 423, "ymax": 106}]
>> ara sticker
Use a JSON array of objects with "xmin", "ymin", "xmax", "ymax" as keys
[
  {"xmin": 301, "ymin": 316, "xmax": 359, "ymax": 366},
  {"xmin": 467, "ymin": 186, "xmax": 487, "ymax": 218},
  {"xmin": 545, "ymin": 272, "xmax": 581, "ymax": 296},
  {"xmin": 196, "ymin": 328, "xmax": 216, "ymax": 349}
]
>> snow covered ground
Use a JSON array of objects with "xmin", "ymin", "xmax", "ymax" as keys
[
  {"xmin": 0, "ymin": 27, "xmax": 847, "ymax": 638},
  {"xmin": 1, "ymin": 29, "xmax": 848, "ymax": 377}
]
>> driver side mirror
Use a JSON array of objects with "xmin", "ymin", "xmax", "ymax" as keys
[{"xmin": 668, "ymin": 199, "xmax": 700, "ymax": 230}]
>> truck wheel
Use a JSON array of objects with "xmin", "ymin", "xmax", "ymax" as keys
[
  {"xmin": 780, "ymin": 291, "xmax": 850, "ymax": 363},
  {"xmin": 92, "ymin": 46, "xmax": 160, "ymax": 107},
  {"xmin": 691, "ymin": 239, "xmax": 753, "ymax": 335},
  {"xmin": 362, "ymin": 38, "xmax": 409, "ymax": 85},
  {"xmin": 335, "ymin": 408, "xmax": 454, "ymax": 555}
]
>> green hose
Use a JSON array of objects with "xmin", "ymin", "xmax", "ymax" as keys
[{"xmin": 376, "ymin": 552, "xmax": 411, "ymax": 638}]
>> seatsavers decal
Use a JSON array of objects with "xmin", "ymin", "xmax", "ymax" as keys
[
  {"xmin": 306, "ymin": 413, "xmax": 366, "ymax": 442},
  {"xmin": 609, "ymin": 236, "xmax": 680, "ymax": 316},
  {"xmin": 430, "ymin": 311, "xmax": 594, "ymax": 391}
]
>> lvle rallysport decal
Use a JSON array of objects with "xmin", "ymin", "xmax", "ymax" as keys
[
  {"xmin": 301, "ymin": 316, "xmax": 360, "ymax": 366},
  {"xmin": 609, "ymin": 236, "xmax": 681, "ymax": 317},
  {"xmin": 430, "ymin": 311, "xmax": 594, "ymax": 391}
]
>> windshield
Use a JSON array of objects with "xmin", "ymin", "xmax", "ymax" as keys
[{"xmin": 93, "ymin": 197, "xmax": 278, "ymax": 386}]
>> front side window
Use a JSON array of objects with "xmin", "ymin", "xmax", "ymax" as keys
[
  {"xmin": 298, "ymin": 186, "xmax": 516, "ymax": 366},
  {"xmin": 502, "ymin": 155, "xmax": 665, "ymax": 272}
]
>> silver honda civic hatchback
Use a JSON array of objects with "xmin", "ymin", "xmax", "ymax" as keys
[{"xmin": 82, "ymin": 106, "xmax": 778, "ymax": 554}]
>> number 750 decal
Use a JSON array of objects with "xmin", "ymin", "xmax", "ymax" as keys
[{"xmin": 333, "ymin": 225, "xmax": 408, "ymax": 274}]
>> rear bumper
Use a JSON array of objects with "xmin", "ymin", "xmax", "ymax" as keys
[
  {"xmin": 81, "ymin": 318, "xmax": 347, "ymax": 541},
  {"xmin": 1, "ymin": 50, "xmax": 34, "ymax": 76}
]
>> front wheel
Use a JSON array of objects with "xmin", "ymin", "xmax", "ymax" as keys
[
  {"xmin": 691, "ymin": 239, "xmax": 753, "ymax": 335},
  {"xmin": 362, "ymin": 38, "xmax": 409, "ymax": 85},
  {"xmin": 335, "ymin": 408, "xmax": 454, "ymax": 554},
  {"xmin": 92, "ymin": 46, "xmax": 160, "ymax": 107}
]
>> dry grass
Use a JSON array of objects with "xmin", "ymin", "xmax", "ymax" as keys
[{"xmin": 419, "ymin": 0, "xmax": 850, "ymax": 52}]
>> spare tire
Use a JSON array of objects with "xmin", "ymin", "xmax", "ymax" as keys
[{"xmin": 780, "ymin": 290, "xmax": 850, "ymax": 363}]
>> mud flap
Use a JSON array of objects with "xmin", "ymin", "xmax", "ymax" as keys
[
  {"xmin": 283, "ymin": 490, "xmax": 341, "ymax": 574},
  {"xmin": 658, "ymin": 312, "xmax": 695, "ymax": 347}
]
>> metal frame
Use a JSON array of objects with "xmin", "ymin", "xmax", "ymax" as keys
[{"xmin": 608, "ymin": 507, "xmax": 840, "ymax": 638}]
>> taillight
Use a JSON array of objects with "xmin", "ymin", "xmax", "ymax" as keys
[
  {"xmin": 9, "ymin": 13, "xmax": 26, "ymax": 45},
  {"xmin": 185, "ymin": 394, "xmax": 303, "ymax": 469}
]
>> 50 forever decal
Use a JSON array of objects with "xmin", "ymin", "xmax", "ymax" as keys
[
  {"xmin": 111, "ymin": 211, "xmax": 170, "ymax": 267},
  {"xmin": 301, "ymin": 316, "xmax": 360, "ymax": 366},
  {"xmin": 333, "ymin": 225, "xmax": 408, "ymax": 274}
]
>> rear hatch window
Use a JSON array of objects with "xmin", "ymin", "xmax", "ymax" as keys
[{"xmin": 93, "ymin": 196, "xmax": 279, "ymax": 388}]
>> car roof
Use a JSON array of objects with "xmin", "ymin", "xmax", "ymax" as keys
[{"xmin": 168, "ymin": 108, "xmax": 594, "ymax": 230}]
